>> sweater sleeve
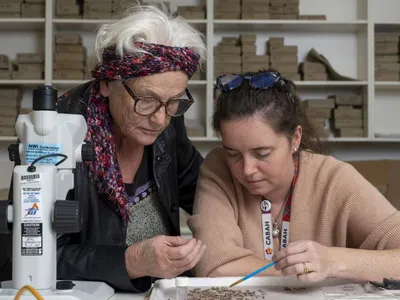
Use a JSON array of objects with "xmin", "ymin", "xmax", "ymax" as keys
[
  {"xmin": 334, "ymin": 163, "xmax": 400, "ymax": 250},
  {"xmin": 187, "ymin": 148, "xmax": 252, "ymax": 277}
]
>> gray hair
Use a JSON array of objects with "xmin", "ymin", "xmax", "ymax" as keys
[{"xmin": 94, "ymin": 4, "xmax": 207, "ymax": 64}]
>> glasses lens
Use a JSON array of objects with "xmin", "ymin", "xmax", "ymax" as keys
[
  {"xmin": 250, "ymin": 72, "xmax": 280, "ymax": 89},
  {"xmin": 217, "ymin": 74, "xmax": 244, "ymax": 91},
  {"xmin": 167, "ymin": 99, "xmax": 193, "ymax": 116},
  {"xmin": 136, "ymin": 98, "xmax": 159, "ymax": 115}
]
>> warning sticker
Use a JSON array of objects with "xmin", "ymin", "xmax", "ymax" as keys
[
  {"xmin": 20, "ymin": 173, "xmax": 41, "ymax": 185},
  {"xmin": 25, "ymin": 143, "xmax": 63, "ymax": 165},
  {"xmin": 21, "ymin": 223, "xmax": 42, "ymax": 256},
  {"xmin": 21, "ymin": 186, "xmax": 42, "ymax": 223}
]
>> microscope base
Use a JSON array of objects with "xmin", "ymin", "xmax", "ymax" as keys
[{"xmin": 0, "ymin": 280, "xmax": 114, "ymax": 299}]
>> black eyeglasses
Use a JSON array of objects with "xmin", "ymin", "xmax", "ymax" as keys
[
  {"xmin": 216, "ymin": 71, "xmax": 283, "ymax": 92},
  {"xmin": 121, "ymin": 81, "xmax": 194, "ymax": 117}
]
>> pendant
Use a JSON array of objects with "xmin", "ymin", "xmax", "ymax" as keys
[{"xmin": 272, "ymin": 222, "xmax": 280, "ymax": 238}]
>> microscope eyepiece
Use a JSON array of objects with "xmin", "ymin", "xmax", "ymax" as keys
[{"xmin": 33, "ymin": 85, "xmax": 57, "ymax": 111}]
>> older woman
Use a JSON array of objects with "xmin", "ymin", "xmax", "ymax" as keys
[
  {"xmin": 1, "ymin": 4, "xmax": 207, "ymax": 293},
  {"xmin": 188, "ymin": 71, "xmax": 400, "ymax": 283}
]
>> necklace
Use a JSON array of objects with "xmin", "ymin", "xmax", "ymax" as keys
[{"xmin": 272, "ymin": 221, "xmax": 280, "ymax": 238}]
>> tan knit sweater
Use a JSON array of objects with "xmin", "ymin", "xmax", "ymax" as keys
[{"xmin": 187, "ymin": 147, "xmax": 400, "ymax": 277}]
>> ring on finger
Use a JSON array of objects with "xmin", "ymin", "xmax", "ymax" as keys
[{"xmin": 302, "ymin": 262, "xmax": 311, "ymax": 274}]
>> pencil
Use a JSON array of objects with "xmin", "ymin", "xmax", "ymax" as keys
[{"xmin": 229, "ymin": 261, "xmax": 276, "ymax": 288}]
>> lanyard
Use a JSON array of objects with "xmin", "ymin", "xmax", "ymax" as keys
[{"xmin": 261, "ymin": 154, "xmax": 299, "ymax": 260}]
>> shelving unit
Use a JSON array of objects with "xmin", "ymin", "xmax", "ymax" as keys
[{"xmin": 0, "ymin": 0, "xmax": 400, "ymax": 151}]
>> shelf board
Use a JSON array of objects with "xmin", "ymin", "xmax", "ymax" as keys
[
  {"xmin": 213, "ymin": 20, "xmax": 367, "ymax": 33},
  {"xmin": 328, "ymin": 137, "xmax": 370, "ymax": 142},
  {"xmin": 0, "ymin": 18, "xmax": 45, "ymax": 31},
  {"xmin": 53, "ymin": 18, "xmax": 206, "ymax": 31},
  {"xmin": 0, "ymin": 137, "xmax": 17, "ymax": 142},
  {"xmin": 52, "ymin": 79, "xmax": 207, "ymax": 88},
  {"xmin": 294, "ymin": 81, "xmax": 367, "ymax": 88},
  {"xmin": 375, "ymin": 81, "xmax": 400, "ymax": 89},
  {"xmin": 0, "ymin": 80, "xmax": 45, "ymax": 86}
]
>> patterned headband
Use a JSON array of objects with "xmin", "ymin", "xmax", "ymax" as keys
[{"xmin": 91, "ymin": 42, "xmax": 200, "ymax": 80}]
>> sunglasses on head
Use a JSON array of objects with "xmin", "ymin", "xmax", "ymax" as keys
[{"xmin": 216, "ymin": 71, "xmax": 283, "ymax": 92}]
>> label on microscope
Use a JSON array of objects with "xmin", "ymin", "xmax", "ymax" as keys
[
  {"xmin": 25, "ymin": 143, "xmax": 63, "ymax": 165},
  {"xmin": 21, "ymin": 185, "xmax": 43, "ymax": 256}
]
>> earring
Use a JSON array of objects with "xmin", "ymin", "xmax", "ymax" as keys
[{"xmin": 293, "ymin": 146, "xmax": 297, "ymax": 152}]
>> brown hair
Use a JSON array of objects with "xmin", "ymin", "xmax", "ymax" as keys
[{"xmin": 212, "ymin": 71, "xmax": 329, "ymax": 154}]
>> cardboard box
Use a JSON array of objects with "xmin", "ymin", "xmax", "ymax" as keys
[
  {"xmin": 55, "ymin": 32, "xmax": 82, "ymax": 45},
  {"xmin": 16, "ymin": 53, "xmax": 44, "ymax": 64},
  {"xmin": 56, "ymin": 4, "xmax": 80, "ymax": 15},
  {"xmin": 0, "ymin": 12, "xmax": 20, "ymax": 17},
  {"xmin": 0, "ymin": 117, "xmax": 17, "ymax": 127},
  {"xmin": 375, "ymin": 35, "xmax": 399, "ymax": 43},
  {"xmin": 310, "ymin": 117, "xmax": 327, "ymax": 128},
  {"xmin": 214, "ymin": 63, "xmax": 241, "ymax": 73},
  {"xmin": 267, "ymin": 37, "xmax": 285, "ymax": 46},
  {"xmin": 242, "ymin": 54, "xmax": 269, "ymax": 63},
  {"xmin": 375, "ymin": 63, "xmax": 400, "ymax": 72},
  {"xmin": 270, "ymin": 63, "xmax": 298, "ymax": 74},
  {"xmin": 329, "ymin": 94, "xmax": 362, "ymax": 106},
  {"xmin": 0, "ymin": 88, "xmax": 19, "ymax": 100},
  {"xmin": 242, "ymin": 63, "xmax": 267, "ymax": 73},
  {"xmin": 0, "ymin": 127, "xmax": 15, "ymax": 136},
  {"xmin": 220, "ymin": 37, "xmax": 238, "ymax": 46},
  {"xmin": 268, "ymin": 45, "xmax": 298, "ymax": 55},
  {"xmin": 375, "ymin": 71, "xmax": 400, "ymax": 81},
  {"xmin": 0, "ymin": 55, "xmax": 9, "ymax": 69},
  {"xmin": 334, "ymin": 108, "xmax": 362, "ymax": 119},
  {"xmin": 21, "ymin": 3, "xmax": 45, "ymax": 17},
  {"xmin": 299, "ymin": 62, "xmax": 326, "ymax": 73},
  {"xmin": 375, "ymin": 55, "xmax": 399, "ymax": 63},
  {"xmin": 215, "ymin": 54, "xmax": 241, "ymax": 64},
  {"xmin": 214, "ymin": 3, "xmax": 240, "ymax": 12},
  {"xmin": 242, "ymin": 0, "xmax": 271, "ymax": 3},
  {"xmin": 298, "ymin": 14, "xmax": 326, "ymax": 20},
  {"xmin": 240, "ymin": 34, "xmax": 257, "ymax": 45},
  {"xmin": 305, "ymin": 108, "xmax": 332, "ymax": 119},
  {"xmin": 55, "ymin": 44, "xmax": 86, "ymax": 53},
  {"xmin": 302, "ymin": 99, "xmax": 335, "ymax": 109},
  {"xmin": 215, "ymin": 11, "xmax": 240, "ymax": 19},
  {"xmin": 54, "ymin": 60, "xmax": 85, "ymax": 69},
  {"xmin": 83, "ymin": 11, "xmax": 112, "ymax": 19},
  {"xmin": 54, "ymin": 69, "xmax": 85, "ymax": 80},
  {"xmin": 0, "ymin": 3, "xmax": 20, "ymax": 13},
  {"xmin": 287, "ymin": 73, "xmax": 301, "ymax": 81},
  {"xmin": 0, "ymin": 70, "xmax": 11, "ymax": 80},
  {"xmin": 17, "ymin": 63, "xmax": 44, "ymax": 73},
  {"xmin": 25, "ymin": 0, "xmax": 45, "ymax": 3},
  {"xmin": 375, "ymin": 42, "xmax": 399, "ymax": 55},
  {"xmin": 241, "ymin": 45, "xmax": 256, "ymax": 54},
  {"xmin": 0, "ymin": 107, "xmax": 18, "ymax": 118},
  {"xmin": 214, "ymin": 45, "xmax": 241, "ymax": 55},
  {"xmin": 269, "ymin": 54, "xmax": 298, "ymax": 64},
  {"xmin": 334, "ymin": 119, "xmax": 363, "ymax": 128},
  {"xmin": 339, "ymin": 128, "xmax": 364, "ymax": 138},
  {"xmin": 12, "ymin": 70, "xmax": 43, "ymax": 79},
  {"xmin": 270, "ymin": 0, "xmax": 298, "ymax": 3},
  {"xmin": 241, "ymin": 4, "xmax": 270, "ymax": 13},
  {"xmin": 54, "ymin": 52, "xmax": 85, "ymax": 62},
  {"xmin": 241, "ymin": 12, "xmax": 270, "ymax": 19},
  {"xmin": 303, "ymin": 73, "xmax": 328, "ymax": 81}
]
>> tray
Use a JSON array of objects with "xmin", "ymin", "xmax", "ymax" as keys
[{"xmin": 149, "ymin": 277, "xmax": 400, "ymax": 300}]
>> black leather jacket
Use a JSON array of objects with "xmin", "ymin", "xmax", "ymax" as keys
[{"xmin": 0, "ymin": 81, "xmax": 203, "ymax": 293}]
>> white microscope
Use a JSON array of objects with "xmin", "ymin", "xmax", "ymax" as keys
[{"xmin": 0, "ymin": 85, "xmax": 115, "ymax": 299}]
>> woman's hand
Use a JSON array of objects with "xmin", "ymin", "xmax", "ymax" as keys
[
  {"xmin": 125, "ymin": 235, "xmax": 206, "ymax": 279},
  {"xmin": 272, "ymin": 240, "xmax": 338, "ymax": 282}
]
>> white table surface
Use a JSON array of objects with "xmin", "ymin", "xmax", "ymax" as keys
[{"xmin": 110, "ymin": 292, "xmax": 149, "ymax": 300}]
